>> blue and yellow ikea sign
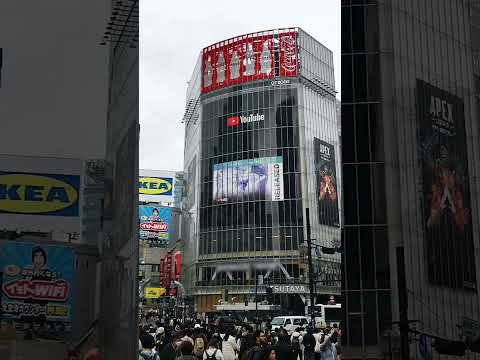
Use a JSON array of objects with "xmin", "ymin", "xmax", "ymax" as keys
[
  {"xmin": 139, "ymin": 177, "xmax": 173, "ymax": 196},
  {"xmin": 0, "ymin": 173, "xmax": 80, "ymax": 216}
]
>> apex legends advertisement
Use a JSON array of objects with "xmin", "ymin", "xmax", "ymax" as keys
[
  {"xmin": 0, "ymin": 241, "xmax": 74, "ymax": 337},
  {"xmin": 314, "ymin": 138, "xmax": 339, "ymax": 227},
  {"xmin": 417, "ymin": 79, "xmax": 476, "ymax": 289}
]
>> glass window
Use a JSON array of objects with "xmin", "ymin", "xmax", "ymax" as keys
[
  {"xmin": 345, "ymin": 227, "xmax": 360, "ymax": 289},
  {"xmin": 357, "ymin": 164, "xmax": 372, "ymax": 224},
  {"xmin": 341, "ymin": 55, "xmax": 353, "ymax": 102},
  {"xmin": 351, "ymin": 6, "xmax": 366, "ymax": 51},
  {"xmin": 355, "ymin": 104, "xmax": 370, "ymax": 162}
]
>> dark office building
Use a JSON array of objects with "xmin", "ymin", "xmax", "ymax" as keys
[{"xmin": 342, "ymin": 0, "xmax": 480, "ymax": 358}]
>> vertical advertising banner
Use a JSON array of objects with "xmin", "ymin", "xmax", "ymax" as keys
[
  {"xmin": 212, "ymin": 156, "xmax": 284, "ymax": 204},
  {"xmin": 314, "ymin": 138, "xmax": 340, "ymax": 227},
  {"xmin": 0, "ymin": 241, "xmax": 74, "ymax": 337},
  {"xmin": 185, "ymin": 157, "xmax": 197, "ymax": 210},
  {"xmin": 202, "ymin": 30, "xmax": 297, "ymax": 94},
  {"xmin": 417, "ymin": 79, "xmax": 476, "ymax": 289},
  {"xmin": 173, "ymin": 251, "xmax": 181, "ymax": 282},
  {"xmin": 139, "ymin": 206, "xmax": 171, "ymax": 247}
]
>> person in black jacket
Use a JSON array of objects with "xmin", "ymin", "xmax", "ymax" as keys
[
  {"xmin": 161, "ymin": 332, "xmax": 183, "ymax": 360},
  {"xmin": 301, "ymin": 328, "xmax": 316, "ymax": 360},
  {"xmin": 275, "ymin": 334, "xmax": 294, "ymax": 360}
]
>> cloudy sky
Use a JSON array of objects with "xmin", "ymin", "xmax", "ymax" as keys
[{"xmin": 140, "ymin": 0, "xmax": 340, "ymax": 171}]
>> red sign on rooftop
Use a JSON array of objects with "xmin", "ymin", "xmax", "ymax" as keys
[{"xmin": 201, "ymin": 29, "xmax": 297, "ymax": 94}]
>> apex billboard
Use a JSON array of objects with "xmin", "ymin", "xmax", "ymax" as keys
[
  {"xmin": 314, "ymin": 138, "xmax": 339, "ymax": 227},
  {"xmin": 202, "ymin": 29, "xmax": 297, "ymax": 94},
  {"xmin": 417, "ymin": 79, "xmax": 476, "ymax": 289}
]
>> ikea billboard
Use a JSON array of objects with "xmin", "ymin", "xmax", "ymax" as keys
[
  {"xmin": 139, "ymin": 169, "xmax": 181, "ymax": 205},
  {"xmin": 0, "ymin": 156, "xmax": 82, "ymax": 236},
  {"xmin": 0, "ymin": 172, "xmax": 80, "ymax": 216}
]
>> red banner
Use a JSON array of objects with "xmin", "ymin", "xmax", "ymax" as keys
[
  {"xmin": 174, "ymin": 251, "xmax": 181, "ymax": 281},
  {"xmin": 201, "ymin": 30, "xmax": 297, "ymax": 94}
]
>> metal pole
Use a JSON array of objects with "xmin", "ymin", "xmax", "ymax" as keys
[
  {"xmin": 255, "ymin": 268, "xmax": 258, "ymax": 329},
  {"xmin": 396, "ymin": 247, "xmax": 409, "ymax": 358},
  {"xmin": 306, "ymin": 208, "xmax": 315, "ymax": 321}
]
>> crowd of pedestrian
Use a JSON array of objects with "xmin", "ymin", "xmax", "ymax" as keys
[{"xmin": 138, "ymin": 317, "xmax": 342, "ymax": 360}]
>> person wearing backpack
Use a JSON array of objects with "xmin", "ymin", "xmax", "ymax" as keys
[
  {"xmin": 193, "ymin": 334, "xmax": 207, "ymax": 359},
  {"xmin": 139, "ymin": 334, "xmax": 161, "ymax": 360},
  {"xmin": 290, "ymin": 328, "xmax": 303, "ymax": 360},
  {"xmin": 203, "ymin": 338, "xmax": 225, "ymax": 360}
]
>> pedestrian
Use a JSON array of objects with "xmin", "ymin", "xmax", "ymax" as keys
[
  {"xmin": 266, "ymin": 346, "xmax": 277, "ymax": 360},
  {"xmin": 177, "ymin": 340, "xmax": 198, "ymax": 360},
  {"xmin": 161, "ymin": 331, "xmax": 183, "ymax": 360},
  {"xmin": 242, "ymin": 330, "xmax": 267, "ymax": 360},
  {"xmin": 239, "ymin": 325, "xmax": 255, "ymax": 360},
  {"xmin": 193, "ymin": 332, "xmax": 207, "ymax": 359},
  {"xmin": 274, "ymin": 332, "xmax": 294, "ymax": 360},
  {"xmin": 155, "ymin": 327, "xmax": 168, "ymax": 354},
  {"xmin": 318, "ymin": 329, "xmax": 337, "ymax": 360},
  {"xmin": 203, "ymin": 338, "xmax": 224, "ymax": 360},
  {"xmin": 222, "ymin": 327, "xmax": 240, "ymax": 360},
  {"xmin": 313, "ymin": 329, "xmax": 322, "ymax": 360},
  {"xmin": 301, "ymin": 327, "xmax": 316, "ymax": 360},
  {"xmin": 290, "ymin": 328, "xmax": 303, "ymax": 360},
  {"xmin": 182, "ymin": 328, "xmax": 195, "ymax": 345},
  {"xmin": 139, "ymin": 334, "xmax": 161, "ymax": 360}
]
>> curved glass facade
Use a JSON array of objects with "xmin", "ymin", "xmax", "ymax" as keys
[
  {"xmin": 183, "ymin": 28, "xmax": 340, "ymax": 314},
  {"xmin": 200, "ymin": 87, "xmax": 302, "ymax": 257}
]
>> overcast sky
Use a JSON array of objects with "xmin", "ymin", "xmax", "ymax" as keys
[{"xmin": 140, "ymin": 0, "xmax": 340, "ymax": 171}]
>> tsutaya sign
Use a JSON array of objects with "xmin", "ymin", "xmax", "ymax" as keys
[
  {"xmin": 202, "ymin": 29, "xmax": 297, "ymax": 94},
  {"xmin": 271, "ymin": 284, "xmax": 309, "ymax": 294}
]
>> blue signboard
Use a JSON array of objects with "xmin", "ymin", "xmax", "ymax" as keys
[
  {"xmin": 0, "ymin": 241, "xmax": 74, "ymax": 337},
  {"xmin": 139, "ymin": 206, "xmax": 171, "ymax": 247},
  {"xmin": 0, "ymin": 172, "xmax": 80, "ymax": 216}
]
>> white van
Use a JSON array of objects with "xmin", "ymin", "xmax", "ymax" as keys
[{"xmin": 271, "ymin": 316, "xmax": 309, "ymax": 334}]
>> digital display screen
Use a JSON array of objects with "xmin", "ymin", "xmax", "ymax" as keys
[{"xmin": 213, "ymin": 156, "xmax": 284, "ymax": 203}]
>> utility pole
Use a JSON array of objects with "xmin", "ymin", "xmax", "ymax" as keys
[
  {"xmin": 306, "ymin": 208, "xmax": 315, "ymax": 321},
  {"xmin": 255, "ymin": 267, "xmax": 258, "ymax": 329},
  {"xmin": 396, "ymin": 247, "xmax": 410, "ymax": 358}
]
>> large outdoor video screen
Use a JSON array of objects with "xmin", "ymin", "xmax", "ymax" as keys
[
  {"xmin": 213, "ymin": 156, "xmax": 284, "ymax": 203},
  {"xmin": 314, "ymin": 138, "xmax": 340, "ymax": 227}
]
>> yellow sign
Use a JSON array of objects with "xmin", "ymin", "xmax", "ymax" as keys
[
  {"xmin": 139, "ymin": 177, "xmax": 173, "ymax": 195},
  {"xmin": 145, "ymin": 287, "xmax": 166, "ymax": 299},
  {"xmin": 0, "ymin": 174, "xmax": 79, "ymax": 214}
]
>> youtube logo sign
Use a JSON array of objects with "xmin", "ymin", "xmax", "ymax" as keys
[
  {"xmin": 227, "ymin": 116, "xmax": 240, "ymax": 127},
  {"xmin": 227, "ymin": 113, "xmax": 265, "ymax": 127}
]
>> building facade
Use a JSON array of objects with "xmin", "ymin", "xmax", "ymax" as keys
[
  {"xmin": 99, "ymin": 0, "xmax": 139, "ymax": 358},
  {"xmin": 183, "ymin": 28, "xmax": 341, "ymax": 317},
  {"xmin": 137, "ymin": 169, "xmax": 183, "ymax": 309},
  {"xmin": 341, "ymin": 0, "xmax": 480, "ymax": 358}
]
